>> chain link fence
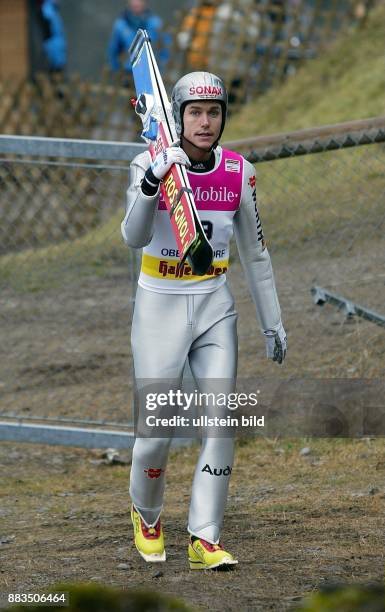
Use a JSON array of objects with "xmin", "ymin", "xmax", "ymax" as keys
[
  {"xmin": 1, "ymin": 117, "xmax": 384, "ymax": 445},
  {"xmin": 0, "ymin": 139, "xmax": 144, "ymax": 445},
  {"xmin": 228, "ymin": 117, "xmax": 385, "ymax": 381}
]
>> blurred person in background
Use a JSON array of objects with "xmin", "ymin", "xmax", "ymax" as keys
[
  {"xmin": 38, "ymin": 0, "xmax": 67, "ymax": 73},
  {"xmin": 210, "ymin": 0, "xmax": 260, "ymax": 105},
  {"xmin": 177, "ymin": 0, "xmax": 220, "ymax": 70},
  {"xmin": 178, "ymin": 0, "xmax": 260, "ymax": 107},
  {"xmin": 352, "ymin": 0, "xmax": 375, "ymax": 24},
  {"xmin": 108, "ymin": 0, "xmax": 170, "ymax": 73}
]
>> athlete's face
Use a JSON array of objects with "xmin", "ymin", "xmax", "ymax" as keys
[{"xmin": 182, "ymin": 101, "xmax": 222, "ymax": 153}]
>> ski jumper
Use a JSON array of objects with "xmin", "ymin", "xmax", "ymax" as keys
[{"xmin": 122, "ymin": 146, "xmax": 282, "ymax": 543}]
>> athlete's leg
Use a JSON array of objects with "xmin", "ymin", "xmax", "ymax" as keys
[
  {"xmin": 129, "ymin": 286, "xmax": 191, "ymax": 525},
  {"xmin": 187, "ymin": 284, "xmax": 238, "ymax": 543}
]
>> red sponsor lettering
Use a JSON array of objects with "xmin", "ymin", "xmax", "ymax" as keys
[
  {"xmin": 248, "ymin": 175, "xmax": 256, "ymax": 189},
  {"xmin": 189, "ymin": 85, "xmax": 223, "ymax": 96},
  {"xmin": 158, "ymin": 260, "xmax": 227, "ymax": 279}
]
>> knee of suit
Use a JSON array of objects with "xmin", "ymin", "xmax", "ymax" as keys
[
  {"xmin": 198, "ymin": 435, "xmax": 235, "ymax": 457},
  {"xmin": 132, "ymin": 436, "xmax": 172, "ymax": 465}
]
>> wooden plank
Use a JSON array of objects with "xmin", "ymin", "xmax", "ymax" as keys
[{"xmin": 0, "ymin": 0, "xmax": 28, "ymax": 79}]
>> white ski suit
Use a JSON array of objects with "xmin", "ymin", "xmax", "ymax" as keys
[{"xmin": 121, "ymin": 145, "xmax": 283, "ymax": 543}]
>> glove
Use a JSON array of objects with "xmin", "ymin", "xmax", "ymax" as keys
[
  {"xmin": 263, "ymin": 322, "xmax": 287, "ymax": 364},
  {"xmin": 150, "ymin": 146, "xmax": 191, "ymax": 181}
]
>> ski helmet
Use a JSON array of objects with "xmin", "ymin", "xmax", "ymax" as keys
[{"xmin": 171, "ymin": 72, "xmax": 228, "ymax": 142}]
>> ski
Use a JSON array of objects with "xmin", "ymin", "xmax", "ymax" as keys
[{"xmin": 129, "ymin": 29, "xmax": 213, "ymax": 276}]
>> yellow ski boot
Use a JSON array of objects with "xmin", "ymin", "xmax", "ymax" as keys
[
  {"xmin": 188, "ymin": 536, "xmax": 238, "ymax": 570},
  {"xmin": 131, "ymin": 505, "xmax": 166, "ymax": 562}
]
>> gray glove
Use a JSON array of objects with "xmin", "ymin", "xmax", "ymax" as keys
[{"xmin": 263, "ymin": 322, "xmax": 287, "ymax": 364}]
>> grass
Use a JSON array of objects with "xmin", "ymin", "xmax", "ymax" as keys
[
  {"xmin": 0, "ymin": 212, "xmax": 132, "ymax": 293},
  {"xmin": 223, "ymin": 3, "xmax": 385, "ymax": 138},
  {"xmin": 222, "ymin": 3, "xmax": 385, "ymax": 251},
  {"xmin": 254, "ymin": 145, "xmax": 385, "ymax": 251}
]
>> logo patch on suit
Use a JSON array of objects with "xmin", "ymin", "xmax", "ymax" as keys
[
  {"xmin": 144, "ymin": 468, "xmax": 164, "ymax": 479},
  {"xmin": 225, "ymin": 159, "xmax": 241, "ymax": 173}
]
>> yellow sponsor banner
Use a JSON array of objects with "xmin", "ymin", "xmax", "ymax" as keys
[{"xmin": 141, "ymin": 253, "xmax": 229, "ymax": 281}]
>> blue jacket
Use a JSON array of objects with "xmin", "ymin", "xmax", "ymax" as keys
[
  {"xmin": 108, "ymin": 9, "xmax": 170, "ymax": 72},
  {"xmin": 41, "ymin": 0, "xmax": 67, "ymax": 70}
]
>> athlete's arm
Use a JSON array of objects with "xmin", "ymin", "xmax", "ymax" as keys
[
  {"xmin": 121, "ymin": 147, "xmax": 191, "ymax": 248},
  {"xmin": 233, "ymin": 160, "xmax": 286, "ymax": 360},
  {"xmin": 121, "ymin": 151, "xmax": 161, "ymax": 248}
]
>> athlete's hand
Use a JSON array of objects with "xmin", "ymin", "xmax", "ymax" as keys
[
  {"xmin": 150, "ymin": 146, "xmax": 191, "ymax": 181},
  {"xmin": 263, "ymin": 323, "xmax": 287, "ymax": 364}
]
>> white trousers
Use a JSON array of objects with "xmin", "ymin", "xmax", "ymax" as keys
[{"xmin": 129, "ymin": 282, "xmax": 238, "ymax": 543}]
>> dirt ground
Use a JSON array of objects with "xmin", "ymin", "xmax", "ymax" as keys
[
  {"xmin": 1, "ymin": 243, "xmax": 385, "ymax": 610},
  {"xmin": 0, "ymin": 438, "xmax": 384, "ymax": 611}
]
